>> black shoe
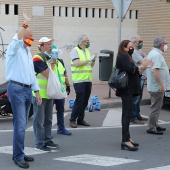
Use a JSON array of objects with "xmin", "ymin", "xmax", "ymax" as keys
[
  {"xmin": 24, "ymin": 155, "xmax": 34, "ymax": 162},
  {"xmin": 13, "ymin": 155, "xmax": 34, "ymax": 162},
  {"xmin": 131, "ymin": 141, "xmax": 139, "ymax": 147},
  {"xmin": 156, "ymin": 126, "xmax": 166, "ymax": 131},
  {"xmin": 121, "ymin": 142, "xmax": 138, "ymax": 151},
  {"xmin": 77, "ymin": 119, "xmax": 90, "ymax": 126},
  {"xmin": 137, "ymin": 116, "xmax": 148, "ymax": 121},
  {"xmin": 147, "ymin": 129, "xmax": 163, "ymax": 135},
  {"xmin": 13, "ymin": 159, "xmax": 29, "ymax": 169}
]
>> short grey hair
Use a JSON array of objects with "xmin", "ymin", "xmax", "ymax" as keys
[
  {"xmin": 153, "ymin": 36, "xmax": 165, "ymax": 48},
  {"xmin": 77, "ymin": 34, "xmax": 87, "ymax": 46},
  {"xmin": 131, "ymin": 35, "xmax": 140, "ymax": 43}
]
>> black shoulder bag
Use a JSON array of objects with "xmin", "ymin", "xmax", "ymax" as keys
[{"xmin": 108, "ymin": 67, "xmax": 128, "ymax": 89}]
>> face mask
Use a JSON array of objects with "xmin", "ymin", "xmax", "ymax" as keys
[
  {"xmin": 24, "ymin": 37, "xmax": 34, "ymax": 47},
  {"xmin": 86, "ymin": 43, "xmax": 90, "ymax": 48},
  {"xmin": 137, "ymin": 43, "xmax": 143, "ymax": 49},
  {"xmin": 128, "ymin": 47, "xmax": 134, "ymax": 56},
  {"xmin": 164, "ymin": 44, "xmax": 168, "ymax": 52},
  {"xmin": 44, "ymin": 51, "xmax": 51, "ymax": 56}
]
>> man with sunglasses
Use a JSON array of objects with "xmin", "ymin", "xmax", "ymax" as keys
[{"xmin": 130, "ymin": 35, "xmax": 148, "ymax": 124}]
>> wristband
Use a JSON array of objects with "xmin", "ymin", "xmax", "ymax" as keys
[{"xmin": 22, "ymin": 23, "xmax": 28, "ymax": 29}]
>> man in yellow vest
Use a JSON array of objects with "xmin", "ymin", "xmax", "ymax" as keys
[
  {"xmin": 51, "ymin": 44, "xmax": 72, "ymax": 135},
  {"xmin": 70, "ymin": 34, "xmax": 96, "ymax": 128},
  {"xmin": 32, "ymin": 37, "xmax": 59, "ymax": 152}
]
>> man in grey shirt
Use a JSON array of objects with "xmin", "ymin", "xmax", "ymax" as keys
[
  {"xmin": 130, "ymin": 35, "xmax": 148, "ymax": 124},
  {"xmin": 146, "ymin": 36, "xmax": 170, "ymax": 135}
]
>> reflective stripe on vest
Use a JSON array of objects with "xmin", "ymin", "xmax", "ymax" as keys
[{"xmin": 71, "ymin": 47, "xmax": 92, "ymax": 82}]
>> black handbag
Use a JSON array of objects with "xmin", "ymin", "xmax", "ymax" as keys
[{"xmin": 108, "ymin": 67, "xmax": 128, "ymax": 89}]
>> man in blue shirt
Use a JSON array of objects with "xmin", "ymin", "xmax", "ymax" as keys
[{"xmin": 6, "ymin": 10, "xmax": 42, "ymax": 169}]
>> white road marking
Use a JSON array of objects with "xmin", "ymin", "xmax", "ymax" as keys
[
  {"xmin": 0, "ymin": 109, "xmax": 169, "ymax": 133},
  {"xmin": 102, "ymin": 108, "xmax": 122, "ymax": 127},
  {"xmin": 53, "ymin": 154, "xmax": 140, "ymax": 167},
  {"xmin": 0, "ymin": 146, "xmax": 50, "ymax": 155},
  {"xmin": 144, "ymin": 165, "xmax": 170, "ymax": 170}
]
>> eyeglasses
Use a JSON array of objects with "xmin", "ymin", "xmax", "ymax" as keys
[
  {"xmin": 83, "ymin": 40, "xmax": 90, "ymax": 43},
  {"xmin": 136, "ymin": 40, "xmax": 143, "ymax": 44}
]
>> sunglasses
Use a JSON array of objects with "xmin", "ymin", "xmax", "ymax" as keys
[{"xmin": 137, "ymin": 40, "xmax": 143, "ymax": 44}]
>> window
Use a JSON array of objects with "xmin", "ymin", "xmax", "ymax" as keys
[
  {"xmin": 65, "ymin": 7, "xmax": 68, "ymax": 17},
  {"xmin": 85, "ymin": 8, "xmax": 88, "ymax": 17},
  {"xmin": 111, "ymin": 9, "xmax": 114, "ymax": 18},
  {"xmin": 53, "ymin": 6, "xmax": 55, "ymax": 16},
  {"xmin": 14, "ymin": 4, "xmax": 18, "ymax": 15},
  {"xmin": 72, "ymin": 7, "xmax": 74, "ymax": 17},
  {"xmin": 79, "ymin": 8, "xmax": 81, "ymax": 17},
  {"xmin": 92, "ymin": 8, "xmax": 95, "ymax": 18},
  {"xmin": 5, "ymin": 4, "xmax": 9, "ymax": 15},
  {"xmin": 59, "ymin": 6, "xmax": 61, "ymax": 16},
  {"xmin": 135, "ymin": 10, "xmax": 138, "ymax": 19},
  {"xmin": 105, "ymin": 9, "xmax": 108, "ymax": 18},
  {"xmin": 129, "ymin": 10, "xmax": 132, "ymax": 19},
  {"xmin": 99, "ymin": 8, "xmax": 101, "ymax": 18}
]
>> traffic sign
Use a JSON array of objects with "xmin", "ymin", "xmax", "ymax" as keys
[{"xmin": 111, "ymin": 0, "xmax": 133, "ymax": 19}]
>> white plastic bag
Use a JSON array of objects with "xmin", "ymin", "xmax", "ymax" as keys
[{"xmin": 47, "ymin": 65, "xmax": 67, "ymax": 99}]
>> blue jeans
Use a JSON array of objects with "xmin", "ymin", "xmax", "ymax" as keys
[
  {"xmin": 131, "ymin": 78, "xmax": 145, "ymax": 121},
  {"xmin": 53, "ymin": 98, "xmax": 65, "ymax": 130},
  {"xmin": 33, "ymin": 97, "xmax": 53, "ymax": 148},
  {"xmin": 7, "ymin": 82, "xmax": 32, "ymax": 161},
  {"xmin": 70, "ymin": 82, "xmax": 92, "ymax": 121}
]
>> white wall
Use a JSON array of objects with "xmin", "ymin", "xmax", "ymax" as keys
[
  {"xmin": 0, "ymin": 11, "xmax": 138, "ymax": 84},
  {"xmin": 0, "ymin": 15, "xmax": 18, "ymax": 83},
  {"xmin": 53, "ymin": 17, "xmax": 138, "ymax": 84}
]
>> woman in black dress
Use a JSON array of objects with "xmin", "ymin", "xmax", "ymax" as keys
[{"xmin": 116, "ymin": 40, "xmax": 152, "ymax": 151}]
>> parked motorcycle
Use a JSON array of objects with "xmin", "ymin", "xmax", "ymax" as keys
[{"xmin": 0, "ymin": 82, "xmax": 33, "ymax": 118}]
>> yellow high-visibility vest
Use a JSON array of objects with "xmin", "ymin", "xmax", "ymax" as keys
[{"xmin": 71, "ymin": 47, "xmax": 92, "ymax": 82}]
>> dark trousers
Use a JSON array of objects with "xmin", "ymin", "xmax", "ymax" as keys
[
  {"xmin": 70, "ymin": 82, "xmax": 92, "ymax": 121},
  {"xmin": 53, "ymin": 98, "xmax": 65, "ymax": 130},
  {"xmin": 120, "ymin": 94, "xmax": 133, "ymax": 142}
]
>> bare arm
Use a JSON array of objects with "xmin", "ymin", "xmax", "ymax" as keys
[
  {"xmin": 41, "ymin": 68, "xmax": 50, "ymax": 79},
  {"xmin": 151, "ymin": 68, "xmax": 165, "ymax": 92},
  {"xmin": 64, "ymin": 73, "xmax": 70, "ymax": 85},
  {"xmin": 18, "ymin": 10, "xmax": 30, "ymax": 40},
  {"xmin": 73, "ymin": 59, "xmax": 90, "ymax": 67}
]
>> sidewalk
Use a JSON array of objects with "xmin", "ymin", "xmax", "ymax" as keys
[{"xmin": 64, "ymin": 82, "xmax": 151, "ymax": 112}]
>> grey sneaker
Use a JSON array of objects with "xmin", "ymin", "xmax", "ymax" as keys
[
  {"xmin": 131, "ymin": 119, "xmax": 144, "ymax": 125},
  {"xmin": 34, "ymin": 146, "xmax": 50, "ymax": 152},
  {"xmin": 45, "ymin": 141, "xmax": 59, "ymax": 149}
]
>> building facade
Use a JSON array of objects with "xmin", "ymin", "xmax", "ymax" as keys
[{"xmin": 0, "ymin": 0, "xmax": 169, "ymax": 83}]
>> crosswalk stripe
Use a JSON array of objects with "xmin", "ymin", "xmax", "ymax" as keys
[
  {"xmin": 102, "ymin": 108, "xmax": 122, "ymax": 127},
  {"xmin": 54, "ymin": 154, "xmax": 140, "ymax": 167},
  {"xmin": 144, "ymin": 165, "xmax": 170, "ymax": 170}
]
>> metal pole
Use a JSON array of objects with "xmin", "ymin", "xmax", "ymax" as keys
[{"xmin": 118, "ymin": 0, "xmax": 122, "ymax": 46}]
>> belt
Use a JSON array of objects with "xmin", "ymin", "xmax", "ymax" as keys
[{"xmin": 10, "ymin": 80, "xmax": 31, "ymax": 88}]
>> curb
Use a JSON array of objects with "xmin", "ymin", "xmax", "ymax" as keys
[{"xmin": 65, "ymin": 99, "xmax": 151, "ymax": 112}]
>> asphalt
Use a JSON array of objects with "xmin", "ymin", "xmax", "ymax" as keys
[{"xmin": 64, "ymin": 81, "xmax": 151, "ymax": 112}]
